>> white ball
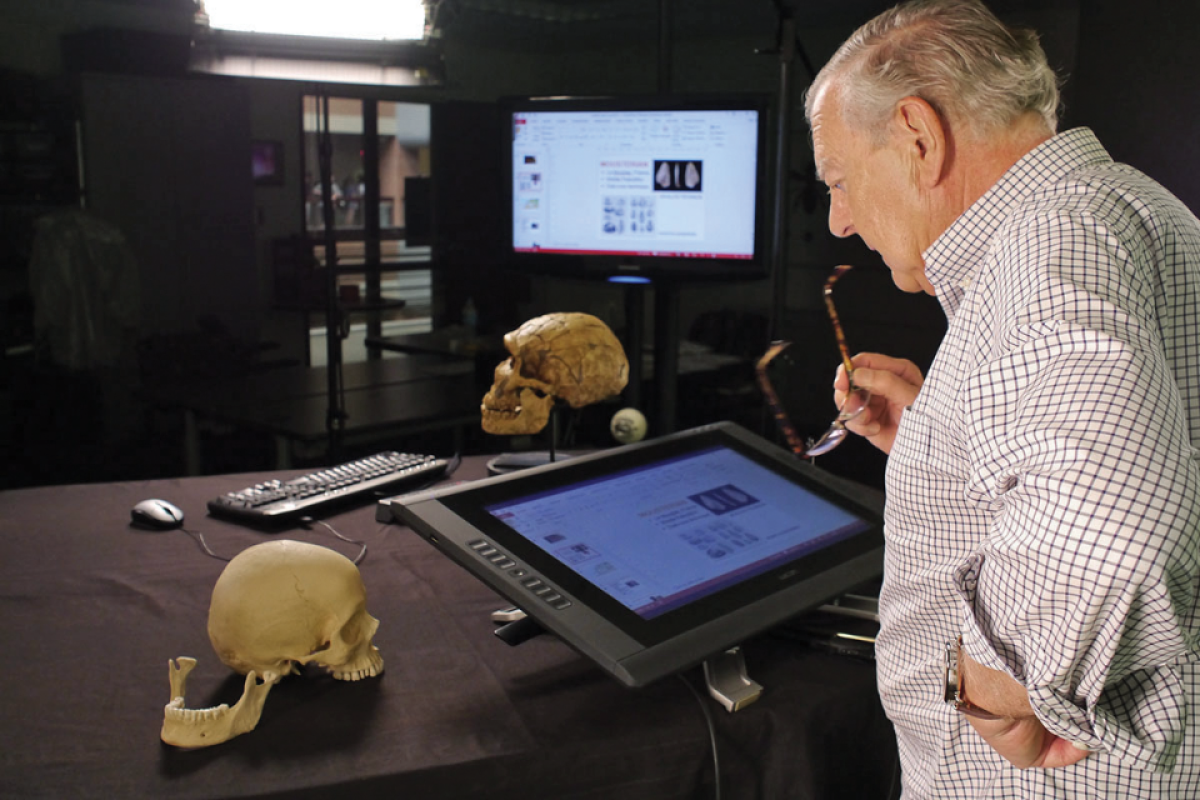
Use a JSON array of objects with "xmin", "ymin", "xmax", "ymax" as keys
[{"xmin": 610, "ymin": 407, "xmax": 648, "ymax": 444}]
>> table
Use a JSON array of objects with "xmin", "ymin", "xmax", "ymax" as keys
[
  {"xmin": 0, "ymin": 457, "xmax": 898, "ymax": 799},
  {"xmin": 141, "ymin": 355, "xmax": 481, "ymax": 474},
  {"xmin": 365, "ymin": 324, "xmax": 502, "ymax": 360}
]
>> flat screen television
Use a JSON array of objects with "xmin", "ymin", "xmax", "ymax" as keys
[{"xmin": 502, "ymin": 94, "xmax": 773, "ymax": 283}]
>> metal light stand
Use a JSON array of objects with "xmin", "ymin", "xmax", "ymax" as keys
[{"xmin": 317, "ymin": 93, "xmax": 347, "ymax": 463}]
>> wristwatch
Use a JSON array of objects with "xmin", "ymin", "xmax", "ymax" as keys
[{"xmin": 944, "ymin": 636, "xmax": 1003, "ymax": 720}]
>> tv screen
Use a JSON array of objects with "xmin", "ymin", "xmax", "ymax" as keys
[{"xmin": 503, "ymin": 95, "xmax": 773, "ymax": 283}]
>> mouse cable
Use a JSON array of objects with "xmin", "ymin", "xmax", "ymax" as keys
[
  {"xmin": 182, "ymin": 528, "xmax": 231, "ymax": 562},
  {"xmin": 300, "ymin": 516, "xmax": 367, "ymax": 565},
  {"xmin": 181, "ymin": 519, "xmax": 366, "ymax": 566},
  {"xmin": 171, "ymin": 451, "xmax": 466, "ymax": 567},
  {"xmin": 678, "ymin": 672, "xmax": 722, "ymax": 800}
]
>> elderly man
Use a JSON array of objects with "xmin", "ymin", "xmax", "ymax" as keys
[{"xmin": 805, "ymin": 0, "xmax": 1200, "ymax": 797}]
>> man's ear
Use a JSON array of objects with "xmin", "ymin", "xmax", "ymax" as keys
[{"xmin": 892, "ymin": 96, "xmax": 948, "ymax": 187}]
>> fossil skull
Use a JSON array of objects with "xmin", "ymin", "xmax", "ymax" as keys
[
  {"xmin": 481, "ymin": 312, "xmax": 629, "ymax": 435},
  {"xmin": 162, "ymin": 540, "xmax": 383, "ymax": 748}
]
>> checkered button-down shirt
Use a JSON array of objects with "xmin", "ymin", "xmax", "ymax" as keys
[{"xmin": 880, "ymin": 127, "xmax": 1200, "ymax": 798}]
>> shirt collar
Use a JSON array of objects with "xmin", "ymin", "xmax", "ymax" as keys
[{"xmin": 922, "ymin": 127, "xmax": 1112, "ymax": 314}]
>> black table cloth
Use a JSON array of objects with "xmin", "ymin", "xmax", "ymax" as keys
[{"xmin": 0, "ymin": 457, "xmax": 896, "ymax": 799}]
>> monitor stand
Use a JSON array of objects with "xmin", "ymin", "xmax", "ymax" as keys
[
  {"xmin": 491, "ymin": 606, "xmax": 545, "ymax": 646},
  {"xmin": 490, "ymin": 605, "xmax": 763, "ymax": 711},
  {"xmin": 702, "ymin": 647, "xmax": 763, "ymax": 712}
]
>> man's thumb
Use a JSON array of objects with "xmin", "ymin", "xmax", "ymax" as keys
[{"xmin": 850, "ymin": 368, "xmax": 874, "ymax": 390}]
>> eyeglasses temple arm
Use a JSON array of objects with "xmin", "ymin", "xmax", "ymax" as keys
[
  {"xmin": 824, "ymin": 264, "xmax": 856, "ymax": 378},
  {"xmin": 755, "ymin": 340, "xmax": 808, "ymax": 456}
]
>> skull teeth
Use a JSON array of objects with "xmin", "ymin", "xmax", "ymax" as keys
[
  {"xmin": 329, "ymin": 650, "xmax": 384, "ymax": 681},
  {"xmin": 165, "ymin": 697, "xmax": 232, "ymax": 721},
  {"xmin": 330, "ymin": 663, "xmax": 383, "ymax": 681},
  {"xmin": 482, "ymin": 408, "xmax": 523, "ymax": 418}
]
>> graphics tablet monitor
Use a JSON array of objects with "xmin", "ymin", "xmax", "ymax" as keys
[{"xmin": 388, "ymin": 422, "xmax": 884, "ymax": 688}]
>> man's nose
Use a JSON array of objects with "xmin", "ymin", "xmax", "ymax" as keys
[{"xmin": 828, "ymin": 195, "xmax": 855, "ymax": 239}]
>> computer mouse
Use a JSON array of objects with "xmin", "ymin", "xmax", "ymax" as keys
[{"xmin": 131, "ymin": 498, "xmax": 185, "ymax": 530}]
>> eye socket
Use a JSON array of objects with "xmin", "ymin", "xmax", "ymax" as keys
[{"xmin": 339, "ymin": 616, "xmax": 361, "ymax": 643}]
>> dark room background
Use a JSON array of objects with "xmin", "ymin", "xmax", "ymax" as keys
[{"xmin": 1, "ymin": 0, "xmax": 1198, "ymax": 489}]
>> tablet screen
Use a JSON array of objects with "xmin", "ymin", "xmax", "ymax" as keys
[{"xmin": 485, "ymin": 445, "xmax": 871, "ymax": 620}]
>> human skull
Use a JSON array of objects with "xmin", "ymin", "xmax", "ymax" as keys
[
  {"xmin": 161, "ymin": 540, "xmax": 383, "ymax": 748},
  {"xmin": 207, "ymin": 540, "xmax": 382, "ymax": 680},
  {"xmin": 481, "ymin": 312, "xmax": 629, "ymax": 435}
]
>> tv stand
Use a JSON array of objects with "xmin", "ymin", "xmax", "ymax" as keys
[
  {"xmin": 615, "ymin": 278, "xmax": 682, "ymax": 436},
  {"xmin": 653, "ymin": 282, "xmax": 681, "ymax": 435}
]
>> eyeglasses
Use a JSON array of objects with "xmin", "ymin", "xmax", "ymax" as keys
[{"xmin": 755, "ymin": 264, "xmax": 870, "ymax": 458}]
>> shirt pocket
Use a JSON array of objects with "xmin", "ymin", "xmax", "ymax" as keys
[
  {"xmin": 890, "ymin": 403, "xmax": 968, "ymax": 483},
  {"xmin": 886, "ymin": 402, "xmax": 982, "ymax": 559}
]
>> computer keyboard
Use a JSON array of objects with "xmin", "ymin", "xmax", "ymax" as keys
[{"xmin": 207, "ymin": 451, "xmax": 450, "ymax": 526}]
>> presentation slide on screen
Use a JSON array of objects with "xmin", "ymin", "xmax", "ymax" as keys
[
  {"xmin": 511, "ymin": 109, "xmax": 759, "ymax": 259},
  {"xmin": 486, "ymin": 447, "xmax": 870, "ymax": 619}
]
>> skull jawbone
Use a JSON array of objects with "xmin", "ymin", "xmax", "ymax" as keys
[{"xmin": 480, "ymin": 390, "xmax": 553, "ymax": 435}]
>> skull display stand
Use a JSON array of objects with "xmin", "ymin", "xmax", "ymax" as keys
[{"xmin": 484, "ymin": 401, "xmax": 574, "ymax": 476}]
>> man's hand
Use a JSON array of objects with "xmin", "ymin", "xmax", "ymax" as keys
[
  {"xmin": 959, "ymin": 649, "xmax": 1095, "ymax": 769},
  {"xmin": 967, "ymin": 713, "xmax": 1095, "ymax": 769},
  {"xmin": 832, "ymin": 352, "xmax": 924, "ymax": 455}
]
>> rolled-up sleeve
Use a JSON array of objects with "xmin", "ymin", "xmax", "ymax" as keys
[{"xmin": 954, "ymin": 218, "xmax": 1200, "ymax": 771}]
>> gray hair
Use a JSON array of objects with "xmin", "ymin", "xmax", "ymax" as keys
[{"xmin": 804, "ymin": 0, "xmax": 1061, "ymax": 140}]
